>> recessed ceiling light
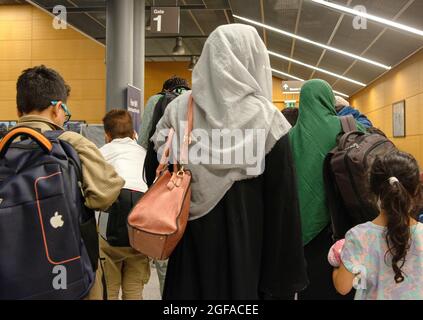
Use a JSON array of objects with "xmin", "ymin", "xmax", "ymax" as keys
[
  {"xmin": 233, "ymin": 14, "xmax": 391, "ymax": 70},
  {"xmin": 272, "ymin": 68, "xmax": 305, "ymax": 81},
  {"xmin": 332, "ymin": 90, "xmax": 350, "ymax": 98},
  {"xmin": 312, "ymin": 0, "xmax": 423, "ymax": 37},
  {"xmin": 269, "ymin": 50, "xmax": 366, "ymax": 87}
]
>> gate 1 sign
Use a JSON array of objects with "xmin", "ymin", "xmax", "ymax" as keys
[
  {"xmin": 127, "ymin": 85, "xmax": 142, "ymax": 135},
  {"xmin": 150, "ymin": 7, "xmax": 180, "ymax": 34}
]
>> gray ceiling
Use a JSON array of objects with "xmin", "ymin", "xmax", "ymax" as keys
[{"xmin": 3, "ymin": 0, "xmax": 423, "ymax": 96}]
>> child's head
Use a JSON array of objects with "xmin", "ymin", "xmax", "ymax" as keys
[
  {"xmin": 370, "ymin": 150, "xmax": 422, "ymax": 283},
  {"xmin": 16, "ymin": 65, "xmax": 71, "ymax": 127},
  {"xmin": 103, "ymin": 109, "xmax": 135, "ymax": 143}
]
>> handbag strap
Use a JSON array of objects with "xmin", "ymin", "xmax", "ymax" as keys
[
  {"xmin": 181, "ymin": 95, "xmax": 194, "ymax": 164},
  {"xmin": 156, "ymin": 128, "xmax": 175, "ymax": 177},
  {"xmin": 155, "ymin": 95, "xmax": 194, "ymax": 177}
]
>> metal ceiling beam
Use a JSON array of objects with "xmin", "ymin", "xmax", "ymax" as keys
[
  {"xmin": 311, "ymin": 0, "xmax": 423, "ymax": 37},
  {"xmin": 332, "ymin": 0, "xmax": 415, "ymax": 93},
  {"xmin": 25, "ymin": 0, "xmax": 105, "ymax": 47},
  {"xmin": 66, "ymin": 0, "xmax": 105, "ymax": 29},
  {"xmin": 308, "ymin": 0, "xmax": 352, "ymax": 79},
  {"xmin": 223, "ymin": 9, "xmax": 231, "ymax": 24},
  {"xmin": 259, "ymin": 0, "xmax": 267, "ymax": 46},
  {"xmin": 44, "ymin": 4, "xmax": 231, "ymax": 13},
  {"xmin": 146, "ymin": 35, "xmax": 208, "ymax": 39},
  {"xmin": 145, "ymin": 54, "xmax": 200, "ymax": 58},
  {"xmin": 181, "ymin": 0, "xmax": 206, "ymax": 36},
  {"xmin": 349, "ymin": 45, "xmax": 423, "ymax": 98},
  {"xmin": 44, "ymin": 6, "xmax": 104, "ymax": 13},
  {"xmin": 95, "ymin": 35, "xmax": 208, "ymax": 41},
  {"xmin": 288, "ymin": 0, "xmax": 303, "ymax": 73},
  {"xmin": 225, "ymin": 0, "xmax": 235, "ymax": 24},
  {"xmin": 152, "ymin": 38, "xmax": 177, "ymax": 62}
]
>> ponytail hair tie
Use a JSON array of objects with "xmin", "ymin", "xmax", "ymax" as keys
[{"xmin": 389, "ymin": 177, "xmax": 399, "ymax": 186}]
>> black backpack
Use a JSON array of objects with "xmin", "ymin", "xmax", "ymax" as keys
[
  {"xmin": 99, "ymin": 189, "xmax": 144, "ymax": 247},
  {"xmin": 0, "ymin": 127, "xmax": 98, "ymax": 300},
  {"xmin": 324, "ymin": 116, "xmax": 396, "ymax": 240},
  {"xmin": 144, "ymin": 88, "xmax": 188, "ymax": 186}
]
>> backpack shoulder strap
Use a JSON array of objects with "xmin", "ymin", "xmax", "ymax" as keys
[
  {"xmin": 43, "ymin": 129, "xmax": 64, "ymax": 140},
  {"xmin": 323, "ymin": 152, "xmax": 350, "ymax": 241},
  {"xmin": 323, "ymin": 153, "xmax": 337, "ymax": 241},
  {"xmin": 340, "ymin": 115, "xmax": 357, "ymax": 133},
  {"xmin": 44, "ymin": 130, "xmax": 83, "ymax": 181},
  {"xmin": 0, "ymin": 126, "xmax": 53, "ymax": 158}
]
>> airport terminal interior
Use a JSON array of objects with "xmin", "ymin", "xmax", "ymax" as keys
[{"xmin": 0, "ymin": 0, "xmax": 423, "ymax": 302}]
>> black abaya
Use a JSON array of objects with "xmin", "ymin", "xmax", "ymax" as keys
[
  {"xmin": 162, "ymin": 135, "xmax": 308, "ymax": 300},
  {"xmin": 298, "ymin": 226, "xmax": 355, "ymax": 300}
]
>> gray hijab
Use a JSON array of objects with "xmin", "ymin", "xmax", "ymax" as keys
[{"xmin": 152, "ymin": 24, "xmax": 291, "ymax": 220}]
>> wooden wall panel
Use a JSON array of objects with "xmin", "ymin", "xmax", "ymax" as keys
[
  {"xmin": 68, "ymin": 99, "xmax": 106, "ymax": 123},
  {"xmin": 144, "ymin": 61, "xmax": 192, "ymax": 105},
  {"xmin": 0, "ymin": 41, "xmax": 31, "ymax": 60},
  {"xmin": 351, "ymin": 48, "xmax": 423, "ymax": 165},
  {"xmin": 66, "ymin": 80, "xmax": 105, "ymax": 100},
  {"xmin": 32, "ymin": 18, "xmax": 85, "ymax": 40},
  {"xmin": 0, "ymin": 5, "xmax": 31, "ymax": 21},
  {"xmin": 1, "ymin": 5, "xmax": 289, "ymax": 125},
  {"xmin": 0, "ymin": 60, "xmax": 31, "ymax": 81},
  {"xmin": 0, "ymin": 5, "xmax": 107, "ymax": 123},
  {"xmin": 31, "ymin": 59, "xmax": 106, "ymax": 80},
  {"xmin": 31, "ymin": 39, "xmax": 105, "ymax": 60},
  {"xmin": 0, "ymin": 20, "xmax": 31, "ymax": 40},
  {"xmin": 0, "ymin": 101, "xmax": 18, "ymax": 119},
  {"xmin": 0, "ymin": 80, "xmax": 15, "ymax": 101}
]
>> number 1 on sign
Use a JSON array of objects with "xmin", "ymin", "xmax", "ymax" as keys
[{"xmin": 153, "ymin": 15, "xmax": 162, "ymax": 32}]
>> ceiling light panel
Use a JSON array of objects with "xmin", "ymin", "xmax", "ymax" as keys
[{"xmin": 233, "ymin": 14, "xmax": 391, "ymax": 70}]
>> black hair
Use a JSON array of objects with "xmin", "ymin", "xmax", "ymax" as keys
[
  {"xmin": 281, "ymin": 108, "xmax": 299, "ymax": 127},
  {"xmin": 16, "ymin": 65, "xmax": 71, "ymax": 115},
  {"xmin": 162, "ymin": 76, "xmax": 190, "ymax": 92},
  {"xmin": 370, "ymin": 151, "xmax": 422, "ymax": 283}
]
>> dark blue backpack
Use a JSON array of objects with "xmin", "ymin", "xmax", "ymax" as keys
[{"xmin": 0, "ymin": 127, "xmax": 96, "ymax": 300}]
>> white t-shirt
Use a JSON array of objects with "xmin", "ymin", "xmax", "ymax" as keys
[{"xmin": 100, "ymin": 137, "xmax": 148, "ymax": 193}]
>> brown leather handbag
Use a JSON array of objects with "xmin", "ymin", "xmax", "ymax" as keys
[{"xmin": 127, "ymin": 95, "xmax": 194, "ymax": 260}]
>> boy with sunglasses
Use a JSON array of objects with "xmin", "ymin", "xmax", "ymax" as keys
[{"xmin": 14, "ymin": 65, "xmax": 125, "ymax": 299}]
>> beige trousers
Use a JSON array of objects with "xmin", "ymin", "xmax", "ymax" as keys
[
  {"xmin": 99, "ymin": 237, "xmax": 150, "ymax": 300},
  {"xmin": 84, "ymin": 264, "xmax": 104, "ymax": 300}
]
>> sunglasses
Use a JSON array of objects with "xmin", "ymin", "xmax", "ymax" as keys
[{"xmin": 51, "ymin": 100, "xmax": 72, "ymax": 124}]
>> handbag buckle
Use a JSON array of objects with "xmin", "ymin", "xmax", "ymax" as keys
[{"xmin": 183, "ymin": 134, "xmax": 192, "ymax": 145}]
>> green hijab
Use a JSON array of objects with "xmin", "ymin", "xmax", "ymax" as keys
[{"xmin": 289, "ymin": 79, "xmax": 342, "ymax": 245}]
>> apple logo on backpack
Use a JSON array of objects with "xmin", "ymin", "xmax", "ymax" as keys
[{"xmin": 50, "ymin": 212, "xmax": 64, "ymax": 229}]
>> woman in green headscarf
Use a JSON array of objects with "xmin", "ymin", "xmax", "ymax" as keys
[{"xmin": 289, "ymin": 79, "xmax": 362, "ymax": 300}]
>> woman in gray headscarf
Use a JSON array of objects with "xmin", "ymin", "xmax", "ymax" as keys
[{"xmin": 151, "ymin": 24, "xmax": 308, "ymax": 299}]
